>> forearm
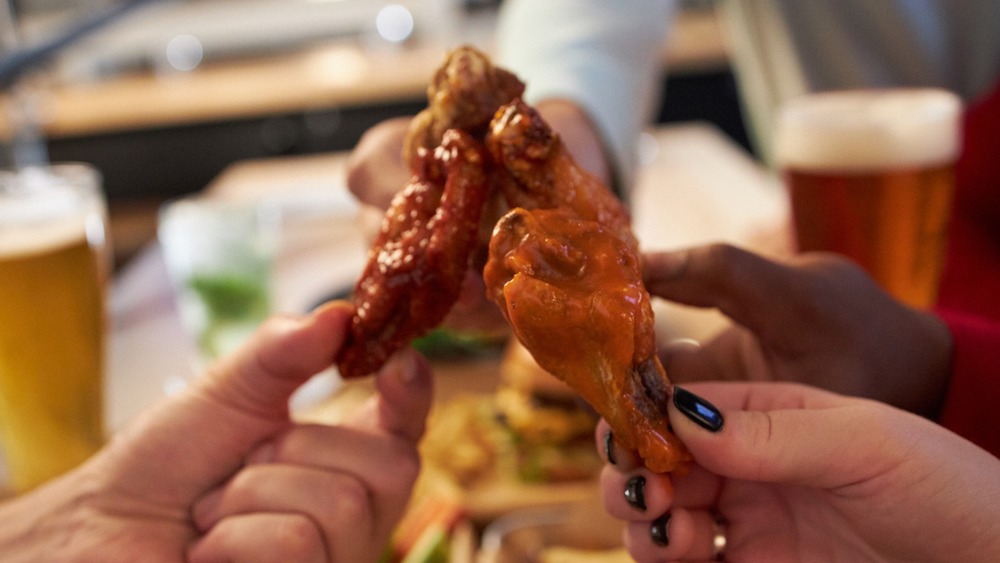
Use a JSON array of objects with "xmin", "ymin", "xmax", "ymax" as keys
[{"xmin": 496, "ymin": 0, "xmax": 676, "ymax": 193}]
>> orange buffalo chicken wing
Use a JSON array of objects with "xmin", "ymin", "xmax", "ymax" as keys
[{"xmin": 483, "ymin": 103, "xmax": 690, "ymax": 474}]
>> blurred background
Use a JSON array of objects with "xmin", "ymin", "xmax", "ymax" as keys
[{"xmin": 2, "ymin": 0, "xmax": 743, "ymax": 267}]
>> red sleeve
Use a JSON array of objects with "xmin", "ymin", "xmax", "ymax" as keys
[
  {"xmin": 936, "ymin": 78, "xmax": 1000, "ymax": 320},
  {"xmin": 935, "ymin": 308, "xmax": 1000, "ymax": 458}
]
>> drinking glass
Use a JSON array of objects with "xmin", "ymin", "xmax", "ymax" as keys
[
  {"xmin": 0, "ymin": 163, "xmax": 109, "ymax": 493},
  {"xmin": 774, "ymin": 88, "xmax": 962, "ymax": 308}
]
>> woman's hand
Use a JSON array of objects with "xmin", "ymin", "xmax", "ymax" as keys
[
  {"xmin": 0, "ymin": 302, "xmax": 433, "ymax": 562},
  {"xmin": 597, "ymin": 382, "xmax": 1000, "ymax": 562},
  {"xmin": 646, "ymin": 243, "xmax": 953, "ymax": 417}
]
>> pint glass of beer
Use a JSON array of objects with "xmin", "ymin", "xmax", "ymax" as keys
[
  {"xmin": 0, "ymin": 163, "xmax": 109, "ymax": 492},
  {"xmin": 774, "ymin": 89, "xmax": 962, "ymax": 308}
]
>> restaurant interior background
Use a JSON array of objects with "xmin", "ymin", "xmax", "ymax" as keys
[{"xmin": 6, "ymin": 0, "xmax": 744, "ymax": 269}]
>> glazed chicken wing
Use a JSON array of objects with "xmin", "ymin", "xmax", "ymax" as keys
[
  {"xmin": 337, "ymin": 47, "xmax": 523, "ymax": 379},
  {"xmin": 337, "ymin": 129, "xmax": 491, "ymax": 378},
  {"xmin": 483, "ymin": 105, "xmax": 690, "ymax": 473},
  {"xmin": 403, "ymin": 45, "xmax": 525, "ymax": 174},
  {"xmin": 486, "ymin": 100, "xmax": 636, "ymax": 249}
]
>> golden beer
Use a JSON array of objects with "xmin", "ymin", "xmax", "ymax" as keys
[
  {"xmin": 0, "ymin": 165, "xmax": 107, "ymax": 492},
  {"xmin": 775, "ymin": 89, "xmax": 962, "ymax": 308}
]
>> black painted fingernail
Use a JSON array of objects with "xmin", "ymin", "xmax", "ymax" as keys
[
  {"xmin": 604, "ymin": 430, "xmax": 616, "ymax": 465},
  {"xmin": 624, "ymin": 475, "xmax": 647, "ymax": 511},
  {"xmin": 650, "ymin": 512, "xmax": 671, "ymax": 546},
  {"xmin": 673, "ymin": 387, "xmax": 724, "ymax": 432}
]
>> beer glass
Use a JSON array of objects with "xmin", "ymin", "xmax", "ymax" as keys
[
  {"xmin": 0, "ymin": 163, "xmax": 109, "ymax": 492},
  {"xmin": 774, "ymin": 88, "xmax": 962, "ymax": 308}
]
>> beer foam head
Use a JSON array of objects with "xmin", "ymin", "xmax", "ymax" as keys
[
  {"xmin": 0, "ymin": 177, "xmax": 95, "ymax": 259},
  {"xmin": 774, "ymin": 89, "xmax": 962, "ymax": 172}
]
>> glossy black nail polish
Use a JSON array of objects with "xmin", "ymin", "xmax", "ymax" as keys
[
  {"xmin": 650, "ymin": 512, "xmax": 671, "ymax": 546},
  {"xmin": 624, "ymin": 475, "xmax": 647, "ymax": 511},
  {"xmin": 604, "ymin": 430, "xmax": 616, "ymax": 465},
  {"xmin": 673, "ymin": 387, "xmax": 724, "ymax": 432}
]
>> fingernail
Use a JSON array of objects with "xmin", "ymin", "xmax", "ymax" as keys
[
  {"xmin": 604, "ymin": 430, "xmax": 616, "ymax": 465},
  {"xmin": 650, "ymin": 512, "xmax": 671, "ymax": 546},
  {"xmin": 624, "ymin": 475, "xmax": 647, "ymax": 512},
  {"xmin": 673, "ymin": 386, "xmax": 724, "ymax": 432},
  {"xmin": 388, "ymin": 351, "xmax": 419, "ymax": 385}
]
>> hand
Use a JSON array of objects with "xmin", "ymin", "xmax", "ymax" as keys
[
  {"xmin": 645, "ymin": 244, "xmax": 953, "ymax": 417},
  {"xmin": 346, "ymin": 116, "xmax": 411, "ymax": 211},
  {"xmin": 0, "ymin": 302, "xmax": 433, "ymax": 563},
  {"xmin": 597, "ymin": 382, "xmax": 1000, "ymax": 562}
]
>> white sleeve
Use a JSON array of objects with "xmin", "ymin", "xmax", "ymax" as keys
[{"xmin": 495, "ymin": 0, "xmax": 677, "ymax": 192}]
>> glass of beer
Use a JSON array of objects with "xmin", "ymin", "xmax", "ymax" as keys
[
  {"xmin": 774, "ymin": 88, "xmax": 962, "ymax": 308},
  {"xmin": 0, "ymin": 163, "xmax": 109, "ymax": 493}
]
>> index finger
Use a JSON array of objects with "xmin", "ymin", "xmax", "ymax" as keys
[{"xmin": 643, "ymin": 244, "xmax": 849, "ymax": 341}]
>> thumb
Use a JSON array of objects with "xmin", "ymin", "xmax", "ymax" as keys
[
  {"xmin": 97, "ymin": 302, "xmax": 354, "ymax": 496},
  {"xmin": 194, "ymin": 301, "xmax": 353, "ymax": 420},
  {"xmin": 669, "ymin": 383, "xmax": 895, "ymax": 489}
]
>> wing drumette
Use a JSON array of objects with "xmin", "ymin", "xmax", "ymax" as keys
[{"xmin": 483, "ymin": 102, "xmax": 690, "ymax": 474}]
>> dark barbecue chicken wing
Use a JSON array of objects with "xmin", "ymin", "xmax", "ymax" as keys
[
  {"xmin": 337, "ymin": 46, "xmax": 523, "ymax": 378},
  {"xmin": 337, "ymin": 130, "xmax": 490, "ymax": 379}
]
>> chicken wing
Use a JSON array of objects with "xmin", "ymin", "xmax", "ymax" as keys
[
  {"xmin": 484, "ymin": 99, "xmax": 689, "ymax": 473},
  {"xmin": 403, "ymin": 45, "xmax": 525, "ymax": 175},
  {"xmin": 484, "ymin": 208, "xmax": 689, "ymax": 473},
  {"xmin": 338, "ymin": 47, "xmax": 523, "ymax": 379},
  {"xmin": 337, "ymin": 129, "xmax": 491, "ymax": 379}
]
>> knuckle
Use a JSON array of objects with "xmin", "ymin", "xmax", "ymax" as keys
[
  {"xmin": 227, "ymin": 470, "xmax": 265, "ymax": 505},
  {"xmin": 327, "ymin": 478, "xmax": 372, "ymax": 528},
  {"xmin": 273, "ymin": 514, "xmax": 324, "ymax": 559},
  {"xmin": 384, "ymin": 441, "xmax": 422, "ymax": 487}
]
